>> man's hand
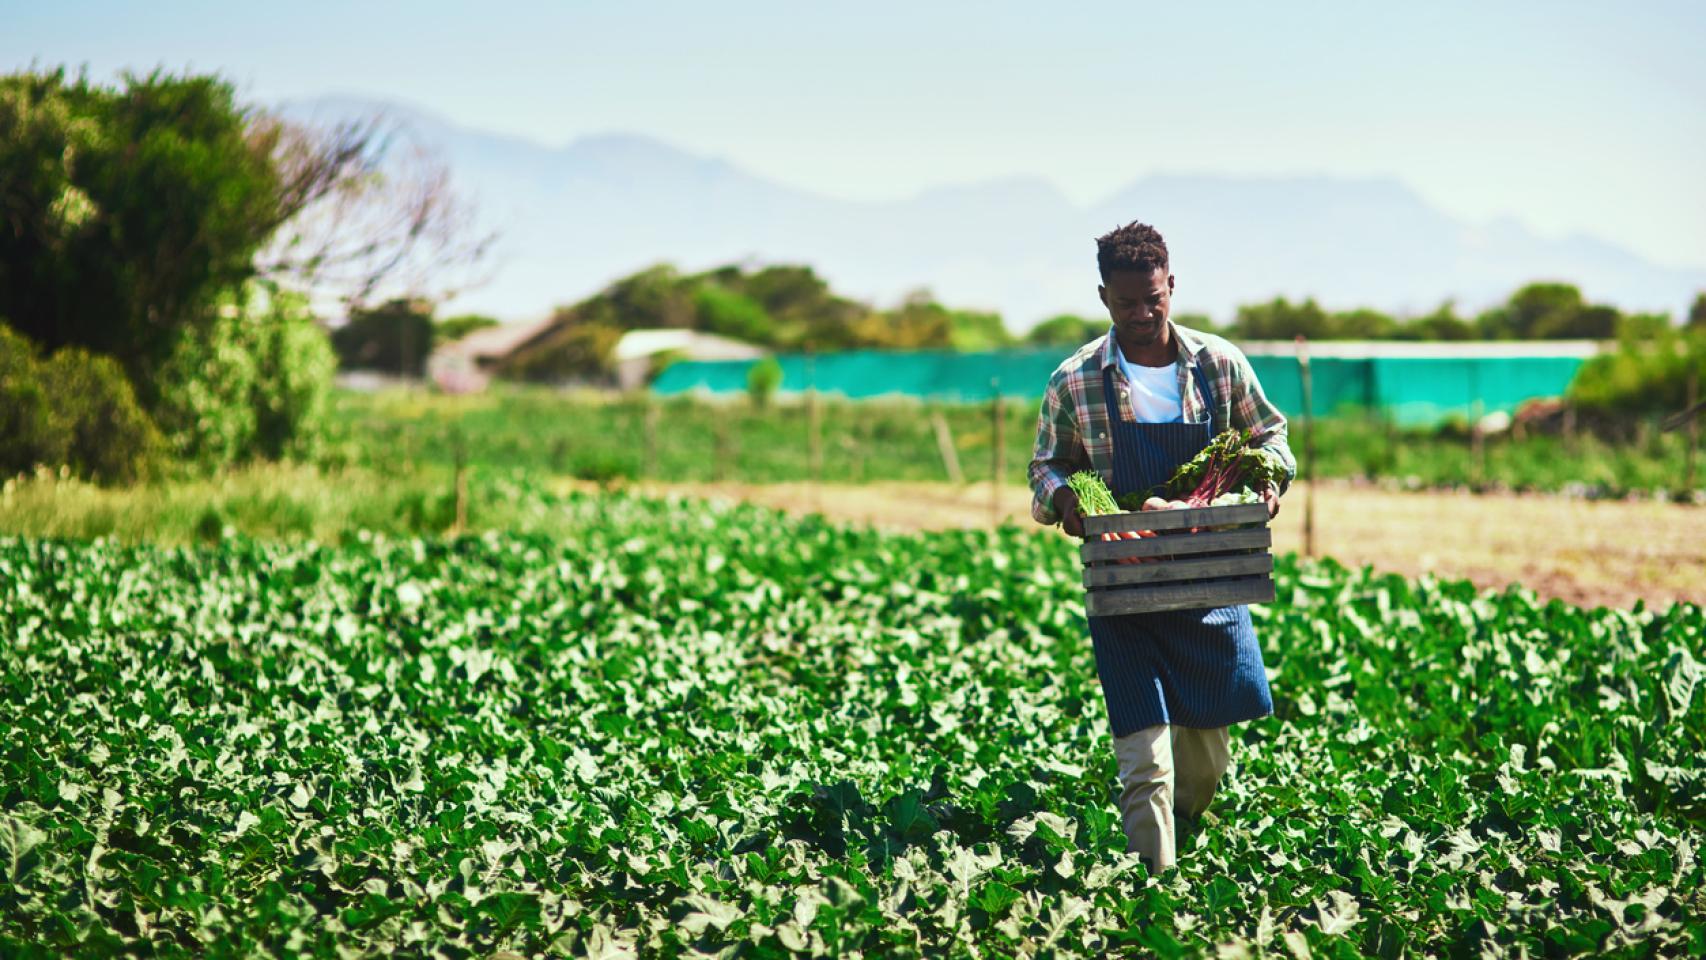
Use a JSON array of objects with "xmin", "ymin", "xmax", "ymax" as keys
[
  {"xmin": 1263, "ymin": 485, "xmax": 1282, "ymax": 519},
  {"xmin": 1053, "ymin": 486, "xmax": 1086, "ymax": 538}
]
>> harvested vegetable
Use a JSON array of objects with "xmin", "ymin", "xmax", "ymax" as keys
[
  {"xmin": 1066, "ymin": 471, "xmax": 1149, "ymax": 562},
  {"xmin": 1065, "ymin": 471, "xmax": 1120, "ymax": 516},
  {"xmin": 1161, "ymin": 428, "xmax": 1286, "ymax": 506}
]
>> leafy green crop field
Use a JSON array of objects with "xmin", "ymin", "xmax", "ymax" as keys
[{"xmin": 2, "ymin": 492, "xmax": 1703, "ymax": 957}]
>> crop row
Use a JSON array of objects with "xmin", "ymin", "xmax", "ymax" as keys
[{"xmin": 1, "ymin": 492, "xmax": 1702, "ymax": 957}]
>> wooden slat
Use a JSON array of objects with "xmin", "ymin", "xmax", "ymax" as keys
[
  {"xmin": 1082, "ymin": 552, "xmax": 1274, "ymax": 588},
  {"xmin": 1086, "ymin": 577, "xmax": 1275, "ymax": 616},
  {"xmin": 1082, "ymin": 503, "xmax": 1268, "ymax": 536},
  {"xmin": 1080, "ymin": 527, "xmax": 1272, "ymax": 563}
]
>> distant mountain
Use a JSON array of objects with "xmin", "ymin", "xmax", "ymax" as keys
[{"xmin": 278, "ymin": 96, "xmax": 1706, "ymax": 330}]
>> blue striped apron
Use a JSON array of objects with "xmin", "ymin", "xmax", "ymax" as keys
[{"xmin": 1088, "ymin": 363, "xmax": 1274, "ymax": 737}]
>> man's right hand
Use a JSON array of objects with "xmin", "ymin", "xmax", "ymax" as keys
[{"xmin": 1052, "ymin": 486, "xmax": 1086, "ymax": 539}]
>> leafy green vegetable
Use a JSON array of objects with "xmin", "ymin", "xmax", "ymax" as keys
[
  {"xmin": 0, "ymin": 490, "xmax": 1700, "ymax": 958},
  {"xmin": 1066, "ymin": 470, "xmax": 1121, "ymax": 516},
  {"xmin": 1163, "ymin": 427, "xmax": 1288, "ymax": 503}
]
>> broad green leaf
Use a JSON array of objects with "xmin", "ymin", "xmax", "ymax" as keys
[
  {"xmin": 678, "ymin": 894, "xmax": 741, "ymax": 935},
  {"xmin": 1312, "ymin": 890, "xmax": 1362, "ymax": 937},
  {"xmin": 1661, "ymin": 647, "xmax": 1703, "ymax": 722},
  {"xmin": 0, "ymin": 815, "xmax": 45, "ymax": 884}
]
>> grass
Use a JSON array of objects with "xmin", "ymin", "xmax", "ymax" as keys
[
  {"xmin": 3, "ymin": 386, "xmax": 1694, "ymax": 547},
  {"xmin": 326, "ymin": 386, "xmax": 1702, "ymax": 498},
  {"xmin": 0, "ymin": 464, "xmax": 568, "ymax": 545}
]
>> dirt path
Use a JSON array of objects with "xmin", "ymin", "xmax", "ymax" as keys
[{"xmin": 633, "ymin": 480, "xmax": 1705, "ymax": 610}]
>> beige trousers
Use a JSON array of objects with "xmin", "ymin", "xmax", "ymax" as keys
[{"xmin": 1112, "ymin": 723, "xmax": 1231, "ymax": 873}]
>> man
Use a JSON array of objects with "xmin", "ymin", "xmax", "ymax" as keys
[{"xmin": 1028, "ymin": 220, "xmax": 1295, "ymax": 873}]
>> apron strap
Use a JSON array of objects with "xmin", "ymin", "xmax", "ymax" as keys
[{"xmin": 1188, "ymin": 361, "xmax": 1216, "ymax": 429}]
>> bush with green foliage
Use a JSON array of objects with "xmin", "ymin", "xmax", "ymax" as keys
[
  {"xmin": 0, "ymin": 324, "xmax": 66, "ymax": 476},
  {"xmin": 0, "ymin": 69, "xmax": 285, "ymax": 386},
  {"xmin": 1392, "ymin": 301, "xmax": 1478, "ymax": 341},
  {"xmin": 152, "ymin": 305, "xmax": 261, "ymax": 467},
  {"xmin": 1233, "ymin": 297, "xmax": 1333, "ymax": 340},
  {"xmin": 517, "ymin": 264, "xmax": 1021, "ymax": 380},
  {"xmin": 695, "ymin": 285, "xmax": 775, "ymax": 343},
  {"xmin": 1225, "ymin": 285, "xmax": 1646, "ymax": 342},
  {"xmin": 330, "ymin": 298, "xmax": 435, "ymax": 375},
  {"xmin": 1025, "ymin": 314, "xmax": 1104, "ymax": 347},
  {"xmin": 433, "ymin": 313, "xmax": 500, "ymax": 344},
  {"xmin": 246, "ymin": 288, "xmax": 337, "ymax": 461},
  {"xmin": 746, "ymin": 355, "xmax": 784, "ymax": 407},
  {"xmin": 947, "ymin": 308, "xmax": 1013, "ymax": 351},
  {"xmin": 38, "ymin": 348, "xmax": 164, "ymax": 483},
  {"xmin": 152, "ymin": 284, "xmax": 336, "ymax": 466},
  {"xmin": 854, "ymin": 291, "xmax": 952, "ymax": 348},
  {"xmin": 1569, "ymin": 325, "xmax": 1705, "ymax": 419},
  {"xmin": 0, "ymin": 323, "xmax": 161, "ymax": 483},
  {"xmin": 1477, "ymin": 283, "xmax": 1620, "ymax": 340}
]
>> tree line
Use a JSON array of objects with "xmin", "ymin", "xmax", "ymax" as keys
[
  {"xmin": 1028, "ymin": 286, "xmax": 1706, "ymax": 347},
  {"xmin": 1, "ymin": 67, "xmax": 486, "ymax": 482},
  {"xmin": 386, "ymin": 258, "xmax": 1702, "ymax": 382},
  {"xmin": 5, "ymin": 65, "xmax": 1700, "ymax": 489}
]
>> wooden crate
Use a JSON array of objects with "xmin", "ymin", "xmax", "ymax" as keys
[{"xmin": 1080, "ymin": 502, "xmax": 1274, "ymax": 615}]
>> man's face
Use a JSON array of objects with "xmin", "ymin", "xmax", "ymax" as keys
[{"xmin": 1099, "ymin": 267, "xmax": 1174, "ymax": 347}]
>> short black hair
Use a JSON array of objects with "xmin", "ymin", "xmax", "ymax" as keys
[{"xmin": 1095, "ymin": 220, "xmax": 1169, "ymax": 282}]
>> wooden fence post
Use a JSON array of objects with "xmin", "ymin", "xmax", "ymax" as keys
[
  {"xmin": 808, "ymin": 396, "xmax": 823, "ymax": 484},
  {"xmin": 801, "ymin": 354, "xmax": 822, "ymax": 508},
  {"xmin": 643, "ymin": 397, "xmax": 659, "ymax": 479},
  {"xmin": 451, "ymin": 429, "xmax": 468, "ymax": 536},
  {"xmin": 1382, "ymin": 411, "xmax": 1398, "ymax": 475},
  {"xmin": 1688, "ymin": 366, "xmax": 1699, "ymax": 494},
  {"xmin": 990, "ymin": 379, "xmax": 1005, "ymax": 526},
  {"xmin": 1471, "ymin": 398, "xmax": 1486, "ymax": 488},
  {"xmin": 1296, "ymin": 336, "xmax": 1315, "ymax": 559},
  {"xmin": 931, "ymin": 406, "xmax": 966, "ymax": 486},
  {"xmin": 714, "ymin": 414, "xmax": 733, "ymax": 484}
]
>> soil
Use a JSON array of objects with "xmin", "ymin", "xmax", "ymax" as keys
[{"xmin": 624, "ymin": 479, "xmax": 1706, "ymax": 611}]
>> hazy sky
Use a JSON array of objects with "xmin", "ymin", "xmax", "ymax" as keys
[{"xmin": 7, "ymin": 0, "xmax": 1705, "ymax": 269}]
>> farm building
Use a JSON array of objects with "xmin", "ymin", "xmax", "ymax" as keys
[{"xmin": 428, "ymin": 321, "xmax": 764, "ymax": 393}]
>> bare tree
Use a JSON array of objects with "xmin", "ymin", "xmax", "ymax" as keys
[{"xmin": 251, "ymin": 112, "xmax": 497, "ymax": 309}]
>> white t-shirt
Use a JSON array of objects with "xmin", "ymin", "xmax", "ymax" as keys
[{"xmin": 1111, "ymin": 329, "xmax": 1184, "ymax": 424}]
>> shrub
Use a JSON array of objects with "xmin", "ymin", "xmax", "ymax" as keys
[
  {"xmin": 1569, "ymin": 326, "xmax": 1705, "ymax": 419},
  {"xmin": 0, "ymin": 69, "xmax": 282, "ymax": 380},
  {"xmin": 0, "ymin": 322, "xmax": 162, "ymax": 483},
  {"xmin": 0, "ymin": 324, "xmax": 66, "ymax": 477},
  {"xmin": 572, "ymin": 451, "xmax": 634, "ymax": 487},
  {"xmin": 435, "ymin": 313, "xmax": 500, "ymax": 344},
  {"xmin": 151, "ymin": 283, "xmax": 336, "ymax": 467},
  {"xmin": 331, "ymin": 298, "xmax": 435, "ymax": 375},
  {"xmin": 695, "ymin": 285, "xmax": 774, "ymax": 343},
  {"xmin": 246, "ymin": 287, "xmax": 336, "ymax": 461},
  {"xmin": 746, "ymin": 356, "xmax": 783, "ymax": 408},
  {"xmin": 39, "ymin": 348, "xmax": 164, "ymax": 483},
  {"xmin": 152, "ymin": 305, "xmax": 260, "ymax": 467}
]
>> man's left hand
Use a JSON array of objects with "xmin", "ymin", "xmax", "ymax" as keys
[{"xmin": 1263, "ymin": 486, "xmax": 1282, "ymax": 519}]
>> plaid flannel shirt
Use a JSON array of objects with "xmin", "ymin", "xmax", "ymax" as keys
[{"xmin": 1028, "ymin": 323, "xmax": 1297, "ymax": 525}]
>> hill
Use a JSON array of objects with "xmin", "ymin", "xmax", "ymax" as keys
[{"xmin": 279, "ymin": 96, "xmax": 1706, "ymax": 329}]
